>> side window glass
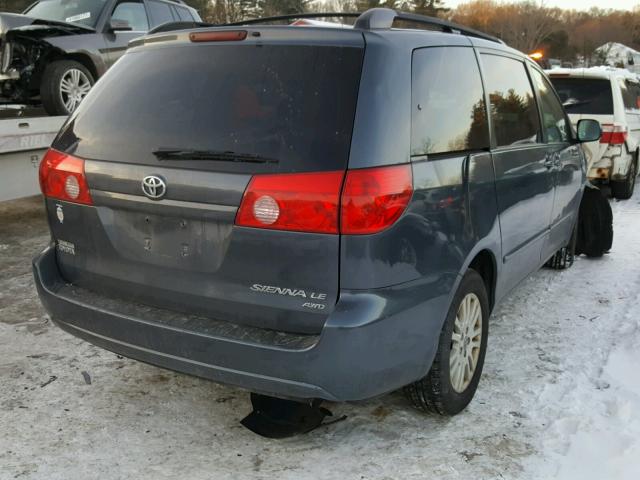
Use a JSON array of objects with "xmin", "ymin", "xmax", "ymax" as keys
[
  {"xmin": 481, "ymin": 54, "xmax": 540, "ymax": 147},
  {"xmin": 411, "ymin": 46, "xmax": 489, "ymax": 156},
  {"xmin": 147, "ymin": 0, "xmax": 174, "ymax": 26},
  {"xmin": 175, "ymin": 6, "xmax": 192, "ymax": 21},
  {"xmin": 623, "ymin": 80, "xmax": 640, "ymax": 111},
  {"xmin": 531, "ymin": 69, "xmax": 570, "ymax": 143},
  {"xmin": 112, "ymin": 1, "xmax": 149, "ymax": 31},
  {"xmin": 633, "ymin": 83, "xmax": 640, "ymax": 110}
]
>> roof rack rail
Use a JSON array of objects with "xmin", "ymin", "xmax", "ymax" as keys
[
  {"xmin": 223, "ymin": 12, "xmax": 360, "ymax": 26},
  {"xmin": 223, "ymin": 8, "xmax": 501, "ymax": 44},
  {"xmin": 354, "ymin": 8, "xmax": 502, "ymax": 44}
]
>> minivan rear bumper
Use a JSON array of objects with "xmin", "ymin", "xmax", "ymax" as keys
[{"xmin": 34, "ymin": 246, "xmax": 451, "ymax": 401}]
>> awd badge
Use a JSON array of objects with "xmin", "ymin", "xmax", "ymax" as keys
[{"xmin": 56, "ymin": 204, "xmax": 64, "ymax": 224}]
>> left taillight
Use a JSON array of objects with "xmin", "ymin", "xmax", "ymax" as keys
[{"xmin": 39, "ymin": 148, "xmax": 93, "ymax": 205}]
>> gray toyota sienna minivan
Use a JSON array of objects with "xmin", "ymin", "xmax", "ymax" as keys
[{"xmin": 33, "ymin": 8, "xmax": 603, "ymax": 415}]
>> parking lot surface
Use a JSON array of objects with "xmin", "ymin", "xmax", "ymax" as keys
[{"xmin": 1, "ymin": 193, "xmax": 639, "ymax": 480}]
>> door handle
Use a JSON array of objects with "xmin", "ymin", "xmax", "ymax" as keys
[{"xmin": 544, "ymin": 153, "xmax": 561, "ymax": 169}]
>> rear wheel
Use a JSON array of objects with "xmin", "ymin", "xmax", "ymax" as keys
[
  {"xmin": 610, "ymin": 153, "xmax": 637, "ymax": 200},
  {"xmin": 41, "ymin": 60, "xmax": 94, "ymax": 116},
  {"xmin": 404, "ymin": 269, "xmax": 489, "ymax": 415},
  {"xmin": 576, "ymin": 186, "xmax": 613, "ymax": 257}
]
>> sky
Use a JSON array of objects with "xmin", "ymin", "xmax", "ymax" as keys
[{"xmin": 442, "ymin": 0, "xmax": 638, "ymax": 10}]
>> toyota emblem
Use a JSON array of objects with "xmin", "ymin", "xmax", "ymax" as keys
[{"xmin": 141, "ymin": 175, "xmax": 167, "ymax": 200}]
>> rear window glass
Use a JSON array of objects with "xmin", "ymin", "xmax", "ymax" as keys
[
  {"xmin": 411, "ymin": 47, "xmax": 489, "ymax": 156},
  {"xmin": 549, "ymin": 77, "xmax": 613, "ymax": 115},
  {"xmin": 57, "ymin": 44, "xmax": 364, "ymax": 173}
]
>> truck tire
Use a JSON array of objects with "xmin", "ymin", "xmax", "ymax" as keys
[
  {"xmin": 404, "ymin": 269, "xmax": 489, "ymax": 415},
  {"xmin": 41, "ymin": 60, "xmax": 94, "ymax": 116},
  {"xmin": 610, "ymin": 154, "xmax": 637, "ymax": 200},
  {"xmin": 576, "ymin": 187, "xmax": 613, "ymax": 257}
]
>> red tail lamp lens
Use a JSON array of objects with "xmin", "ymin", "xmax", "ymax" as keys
[
  {"xmin": 235, "ymin": 171, "xmax": 344, "ymax": 234},
  {"xmin": 600, "ymin": 124, "xmax": 627, "ymax": 145},
  {"xmin": 340, "ymin": 164, "xmax": 413, "ymax": 234},
  {"xmin": 39, "ymin": 149, "xmax": 93, "ymax": 205},
  {"xmin": 235, "ymin": 164, "xmax": 413, "ymax": 235}
]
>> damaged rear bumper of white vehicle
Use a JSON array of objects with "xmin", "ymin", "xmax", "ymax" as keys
[{"xmin": 588, "ymin": 145, "xmax": 634, "ymax": 182}]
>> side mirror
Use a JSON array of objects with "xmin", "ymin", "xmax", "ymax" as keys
[
  {"xmin": 110, "ymin": 19, "xmax": 132, "ymax": 31},
  {"xmin": 576, "ymin": 119, "xmax": 601, "ymax": 143}
]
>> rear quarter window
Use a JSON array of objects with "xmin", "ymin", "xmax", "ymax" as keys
[
  {"xmin": 411, "ymin": 46, "xmax": 489, "ymax": 156},
  {"xmin": 549, "ymin": 77, "xmax": 614, "ymax": 115}
]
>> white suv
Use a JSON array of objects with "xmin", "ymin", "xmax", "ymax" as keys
[{"xmin": 548, "ymin": 67, "xmax": 640, "ymax": 199}]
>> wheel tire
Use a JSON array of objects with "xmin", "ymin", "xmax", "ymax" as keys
[
  {"xmin": 404, "ymin": 269, "xmax": 489, "ymax": 415},
  {"xmin": 610, "ymin": 154, "xmax": 637, "ymax": 200},
  {"xmin": 545, "ymin": 220, "xmax": 577, "ymax": 270},
  {"xmin": 576, "ymin": 187, "xmax": 613, "ymax": 258},
  {"xmin": 40, "ymin": 60, "xmax": 94, "ymax": 116}
]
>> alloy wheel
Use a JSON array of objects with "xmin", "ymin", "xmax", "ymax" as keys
[
  {"xmin": 449, "ymin": 292, "xmax": 483, "ymax": 393},
  {"xmin": 59, "ymin": 68, "xmax": 92, "ymax": 113}
]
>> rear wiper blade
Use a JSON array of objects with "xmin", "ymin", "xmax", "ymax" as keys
[
  {"xmin": 563, "ymin": 99, "xmax": 591, "ymax": 108},
  {"xmin": 152, "ymin": 148, "xmax": 278, "ymax": 164}
]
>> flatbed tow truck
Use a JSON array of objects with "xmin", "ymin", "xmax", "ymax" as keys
[{"xmin": 0, "ymin": 107, "xmax": 65, "ymax": 202}]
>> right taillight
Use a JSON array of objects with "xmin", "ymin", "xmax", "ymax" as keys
[
  {"xmin": 340, "ymin": 164, "xmax": 413, "ymax": 234},
  {"xmin": 39, "ymin": 148, "xmax": 93, "ymax": 205},
  {"xmin": 235, "ymin": 164, "xmax": 413, "ymax": 235},
  {"xmin": 600, "ymin": 124, "xmax": 627, "ymax": 145}
]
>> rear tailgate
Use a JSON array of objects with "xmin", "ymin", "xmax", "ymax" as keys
[{"xmin": 47, "ymin": 29, "xmax": 365, "ymax": 334}]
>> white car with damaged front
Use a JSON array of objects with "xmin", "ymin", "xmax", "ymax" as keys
[{"xmin": 548, "ymin": 67, "xmax": 640, "ymax": 199}]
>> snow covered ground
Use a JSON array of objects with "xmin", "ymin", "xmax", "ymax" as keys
[{"xmin": 1, "ymin": 190, "xmax": 639, "ymax": 480}]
